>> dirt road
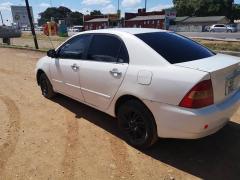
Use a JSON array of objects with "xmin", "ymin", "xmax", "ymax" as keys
[{"xmin": 0, "ymin": 47, "xmax": 240, "ymax": 180}]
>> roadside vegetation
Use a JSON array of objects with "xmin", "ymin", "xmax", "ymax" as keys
[{"xmin": 196, "ymin": 39, "xmax": 240, "ymax": 52}]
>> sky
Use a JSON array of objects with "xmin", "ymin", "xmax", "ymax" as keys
[{"xmin": 0, "ymin": 0, "xmax": 240, "ymax": 25}]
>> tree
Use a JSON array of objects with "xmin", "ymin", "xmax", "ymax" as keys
[
  {"xmin": 90, "ymin": 10, "xmax": 103, "ymax": 16},
  {"xmin": 68, "ymin": 11, "xmax": 83, "ymax": 26},
  {"xmin": 173, "ymin": 0, "xmax": 234, "ymax": 20},
  {"xmin": 233, "ymin": 4, "xmax": 240, "ymax": 20},
  {"xmin": 38, "ymin": 6, "xmax": 83, "ymax": 26}
]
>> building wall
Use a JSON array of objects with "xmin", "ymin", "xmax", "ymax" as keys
[
  {"xmin": 181, "ymin": 19, "xmax": 229, "ymax": 26},
  {"xmin": 169, "ymin": 25, "xmax": 203, "ymax": 32},
  {"xmin": 125, "ymin": 19, "xmax": 164, "ymax": 29},
  {"xmin": 84, "ymin": 21, "xmax": 108, "ymax": 30}
]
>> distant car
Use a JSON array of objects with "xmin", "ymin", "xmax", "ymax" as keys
[
  {"xmin": 68, "ymin": 26, "xmax": 83, "ymax": 32},
  {"xmin": 209, "ymin": 24, "xmax": 236, "ymax": 33},
  {"xmin": 226, "ymin": 24, "xmax": 238, "ymax": 32},
  {"xmin": 36, "ymin": 28, "xmax": 240, "ymax": 149},
  {"xmin": 35, "ymin": 26, "xmax": 43, "ymax": 31}
]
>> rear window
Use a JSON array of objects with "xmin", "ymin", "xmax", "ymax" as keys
[{"xmin": 135, "ymin": 32, "xmax": 215, "ymax": 64}]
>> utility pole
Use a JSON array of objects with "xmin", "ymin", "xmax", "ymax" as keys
[
  {"xmin": 118, "ymin": 0, "xmax": 119, "ymax": 11},
  {"xmin": 0, "ymin": 11, "xmax": 4, "ymax": 25},
  {"xmin": 145, "ymin": 0, "xmax": 147, "ymax": 11},
  {"xmin": 49, "ymin": 0, "xmax": 53, "ymax": 7},
  {"xmin": 25, "ymin": 0, "xmax": 39, "ymax": 49}
]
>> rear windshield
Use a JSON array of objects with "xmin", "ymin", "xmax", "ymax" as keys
[{"xmin": 135, "ymin": 32, "xmax": 215, "ymax": 64}]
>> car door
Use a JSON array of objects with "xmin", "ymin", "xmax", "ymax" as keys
[
  {"xmin": 49, "ymin": 34, "xmax": 91, "ymax": 101},
  {"xmin": 79, "ymin": 34, "xmax": 129, "ymax": 109},
  {"xmin": 219, "ymin": 25, "xmax": 226, "ymax": 32},
  {"xmin": 214, "ymin": 25, "xmax": 220, "ymax": 32}
]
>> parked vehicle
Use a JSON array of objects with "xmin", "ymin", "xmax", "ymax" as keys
[
  {"xmin": 226, "ymin": 24, "xmax": 238, "ymax": 32},
  {"xmin": 68, "ymin": 25, "xmax": 83, "ymax": 32},
  {"xmin": 209, "ymin": 24, "xmax": 236, "ymax": 33},
  {"xmin": 36, "ymin": 28, "xmax": 240, "ymax": 148},
  {"xmin": 35, "ymin": 26, "xmax": 43, "ymax": 31}
]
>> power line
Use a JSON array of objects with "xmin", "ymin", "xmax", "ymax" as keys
[{"xmin": 118, "ymin": 0, "xmax": 119, "ymax": 11}]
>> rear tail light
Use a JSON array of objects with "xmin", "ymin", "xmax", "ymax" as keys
[{"xmin": 179, "ymin": 79, "xmax": 214, "ymax": 108}]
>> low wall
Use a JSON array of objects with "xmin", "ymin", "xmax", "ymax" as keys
[{"xmin": 169, "ymin": 25, "xmax": 203, "ymax": 32}]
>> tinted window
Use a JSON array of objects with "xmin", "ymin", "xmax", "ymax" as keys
[
  {"xmin": 59, "ymin": 35, "xmax": 90, "ymax": 59},
  {"xmin": 87, "ymin": 35, "xmax": 121, "ymax": 62},
  {"xmin": 117, "ymin": 45, "xmax": 129, "ymax": 63},
  {"xmin": 215, "ymin": 25, "xmax": 225, "ymax": 27},
  {"xmin": 135, "ymin": 32, "xmax": 215, "ymax": 64},
  {"xmin": 228, "ymin": 24, "xmax": 237, "ymax": 27}
]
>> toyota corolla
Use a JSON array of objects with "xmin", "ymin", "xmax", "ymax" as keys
[{"xmin": 36, "ymin": 28, "xmax": 240, "ymax": 148}]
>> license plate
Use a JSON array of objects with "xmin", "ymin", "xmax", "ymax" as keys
[{"xmin": 225, "ymin": 70, "xmax": 240, "ymax": 95}]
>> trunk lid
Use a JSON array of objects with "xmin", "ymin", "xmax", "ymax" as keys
[{"xmin": 175, "ymin": 54, "xmax": 240, "ymax": 104}]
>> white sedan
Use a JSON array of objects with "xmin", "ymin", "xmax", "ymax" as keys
[{"xmin": 36, "ymin": 28, "xmax": 240, "ymax": 148}]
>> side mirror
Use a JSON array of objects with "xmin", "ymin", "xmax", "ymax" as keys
[{"xmin": 47, "ymin": 49, "xmax": 57, "ymax": 58}]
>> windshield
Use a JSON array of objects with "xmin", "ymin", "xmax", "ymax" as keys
[{"xmin": 135, "ymin": 32, "xmax": 215, "ymax": 64}]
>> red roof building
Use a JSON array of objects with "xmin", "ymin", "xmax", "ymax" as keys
[{"xmin": 124, "ymin": 9, "xmax": 165, "ymax": 29}]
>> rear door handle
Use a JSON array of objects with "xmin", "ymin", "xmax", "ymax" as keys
[
  {"xmin": 109, "ymin": 68, "xmax": 122, "ymax": 78},
  {"xmin": 71, "ymin": 64, "xmax": 79, "ymax": 71}
]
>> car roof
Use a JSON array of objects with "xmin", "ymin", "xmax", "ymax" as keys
[{"xmin": 81, "ymin": 28, "xmax": 169, "ymax": 35}]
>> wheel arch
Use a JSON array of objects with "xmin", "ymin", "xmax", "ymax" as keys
[
  {"xmin": 36, "ymin": 69, "xmax": 46, "ymax": 85},
  {"xmin": 114, "ymin": 95, "xmax": 155, "ymax": 121}
]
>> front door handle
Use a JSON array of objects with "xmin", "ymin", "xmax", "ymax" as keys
[
  {"xmin": 71, "ymin": 64, "xmax": 79, "ymax": 71},
  {"xmin": 109, "ymin": 68, "xmax": 122, "ymax": 78}
]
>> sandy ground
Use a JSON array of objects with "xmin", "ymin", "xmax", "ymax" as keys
[{"xmin": 0, "ymin": 47, "xmax": 240, "ymax": 180}]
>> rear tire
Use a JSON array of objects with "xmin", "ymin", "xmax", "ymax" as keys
[
  {"xmin": 39, "ymin": 73, "xmax": 55, "ymax": 99},
  {"xmin": 117, "ymin": 99, "xmax": 158, "ymax": 149}
]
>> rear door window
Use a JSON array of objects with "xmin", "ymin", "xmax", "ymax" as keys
[
  {"xmin": 135, "ymin": 32, "xmax": 215, "ymax": 64},
  {"xmin": 87, "ymin": 34, "xmax": 122, "ymax": 63},
  {"xmin": 117, "ymin": 45, "xmax": 129, "ymax": 63}
]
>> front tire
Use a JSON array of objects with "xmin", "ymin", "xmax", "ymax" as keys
[
  {"xmin": 117, "ymin": 99, "xmax": 158, "ymax": 149},
  {"xmin": 39, "ymin": 73, "xmax": 55, "ymax": 99}
]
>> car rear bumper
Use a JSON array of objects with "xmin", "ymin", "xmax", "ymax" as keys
[{"xmin": 143, "ymin": 90, "xmax": 240, "ymax": 139}]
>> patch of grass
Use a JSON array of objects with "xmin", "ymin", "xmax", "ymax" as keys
[
  {"xmin": 196, "ymin": 39, "xmax": 240, "ymax": 52},
  {"xmin": 21, "ymin": 32, "xmax": 68, "ymax": 41}
]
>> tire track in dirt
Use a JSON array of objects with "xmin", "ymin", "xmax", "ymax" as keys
[
  {"xmin": 0, "ymin": 96, "xmax": 20, "ymax": 176},
  {"xmin": 61, "ymin": 111, "xmax": 87, "ymax": 179},
  {"xmin": 109, "ymin": 136, "xmax": 135, "ymax": 179}
]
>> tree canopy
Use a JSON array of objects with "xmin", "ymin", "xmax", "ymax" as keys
[
  {"xmin": 38, "ymin": 6, "xmax": 83, "ymax": 26},
  {"xmin": 173, "ymin": 0, "xmax": 240, "ymax": 20},
  {"xmin": 90, "ymin": 10, "xmax": 103, "ymax": 16}
]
